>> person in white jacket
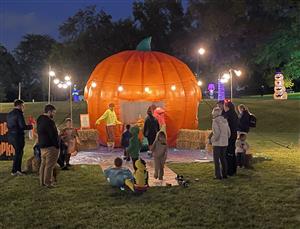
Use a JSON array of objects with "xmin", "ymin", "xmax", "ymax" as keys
[{"xmin": 210, "ymin": 107, "xmax": 231, "ymax": 179}]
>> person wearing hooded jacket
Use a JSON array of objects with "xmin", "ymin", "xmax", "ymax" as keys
[
  {"xmin": 127, "ymin": 126, "xmax": 142, "ymax": 171},
  {"xmin": 210, "ymin": 107, "xmax": 231, "ymax": 179},
  {"xmin": 237, "ymin": 104, "xmax": 250, "ymax": 134},
  {"xmin": 223, "ymin": 101, "xmax": 238, "ymax": 176},
  {"xmin": 143, "ymin": 108, "xmax": 160, "ymax": 148}
]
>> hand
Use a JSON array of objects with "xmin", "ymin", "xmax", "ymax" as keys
[{"xmin": 95, "ymin": 119, "xmax": 100, "ymax": 125}]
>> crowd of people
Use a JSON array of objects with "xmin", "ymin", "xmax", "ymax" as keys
[
  {"xmin": 210, "ymin": 100, "xmax": 253, "ymax": 180},
  {"xmin": 6, "ymin": 98, "xmax": 254, "ymax": 190},
  {"xmin": 7, "ymin": 100, "xmax": 79, "ymax": 188}
]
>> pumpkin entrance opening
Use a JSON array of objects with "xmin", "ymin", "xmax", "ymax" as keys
[{"xmin": 120, "ymin": 100, "xmax": 164, "ymax": 124}]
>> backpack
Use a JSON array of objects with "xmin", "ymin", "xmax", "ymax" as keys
[{"xmin": 249, "ymin": 113, "xmax": 257, "ymax": 128}]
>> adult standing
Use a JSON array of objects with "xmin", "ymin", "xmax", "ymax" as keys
[
  {"xmin": 37, "ymin": 104, "xmax": 59, "ymax": 188},
  {"xmin": 237, "ymin": 104, "xmax": 250, "ymax": 135},
  {"xmin": 210, "ymin": 107, "xmax": 231, "ymax": 179},
  {"xmin": 95, "ymin": 103, "xmax": 122, "ymax": 151},
  {"xmin": 7, "ymin": 100, "xmax": 33, "ymax": 176},
  {"xmin": 223, "ymin": 101, "xmax": 238, "ymax": 176},
  {"xmin": 143, "ymin": 108, "xmax": 160, "ymax": 151}
]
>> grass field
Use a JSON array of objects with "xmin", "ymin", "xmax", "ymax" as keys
[{"xmin": 0, "ymin": 99, "xmax": 299, "ymax": 229}]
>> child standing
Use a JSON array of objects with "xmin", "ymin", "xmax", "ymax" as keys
[
  {"xmin": 151, "ymin": 131, "xmax": 168, "ymax": 181},
  {"xmin": 121, "ymin": 124, "xmax": 131, "ymax": 161},
  {"xmin": 235, "ymin": 134, "xmax": 249, "ymax": 168},
  {"xmin": 127, "ymin": 126, "xmax": 142, "ymax": 171}
]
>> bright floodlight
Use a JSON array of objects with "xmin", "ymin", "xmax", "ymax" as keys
[
  {"xmin": 49, "ymin": 71, "xmax": 55, "ymax": 77},
  {"xmin": 118, "ymin": 85, "xmax": 124, "ymax": 92},
  {"xmin": 198, "ymin": 48, "xmax": 206, "ymax": 55},
  {"xmin": 66, "ymin": 81, "xmax": 72, "ymax": 86},
  {"xmin": 58, "ymin": 83, "xmax": 63, "ymax": 88},
  {"xmin": 64, "ymin": 75, "xmax": 71, "ymax": 81},
  {"xmin": 144, "ymin": 87, "xmax": 150, "ymax": 93},
  {"xmin": 91, "ymin": 82, "xmax": 97, "ymax": 88},
  {"xmin": 62, "ymin": 84, "xmax": 68, "ymax": 89},
  {"xmin": 171, "ymin": 85, "xmax": 176, "ymax": 91},
  {"xmin": 197, "ymin": 80, "xmax": 203, "ymax": 86},
  {"xmin": 220, "ymin": 78, "xmax": 229, "ymax": 83},
  {"xmin": 234, "ymin": 70, "xmax": 242, "ymax": 77},
  {"xmin": 53, "ymin": 78, "xmax": 60, "ymax": 84},
  {"xmin": 222, "ymin": 73, "xmax": 230, "ymax": 80}
]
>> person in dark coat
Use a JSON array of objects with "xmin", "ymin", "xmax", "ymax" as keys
[
  {"xmin": 223, "ymin": 101, "xmax": 238, "ymax": 176},
  {"xmin": 143, "ymin": 108, "xmax": 160, "ymax": 150},
  {"xmin": 237, "ymin": 104, "xmax": 250, "ymax": 134},
  {"xmin": 7, "ymin": 100, "xmax": 33, "ymax": 176},
  {"xmin": 37, "ymin": 104, "xmax": 59, "ymax": 188},
  {"xmin": 121, "ymin": 124, "xmax": 132, "ymax": 161}
]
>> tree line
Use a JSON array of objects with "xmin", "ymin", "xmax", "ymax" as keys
[{"xmin": 1, "ymin": 0, "xmax": 299, "ymax": 102}]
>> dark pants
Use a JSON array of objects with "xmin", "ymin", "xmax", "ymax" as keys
[
  {"xmin": 245, "ymin": 154, "xmax": 253, "ymax": 169},
  {"xmin": 226, "ymin": 136, "xmax": 237, "ymax": 176},
  {"xmin": 213, "ymin": 146, "xmax": 228, "ymax": 179},
  {"xmin": 57, "ymin": 141, "xmax": 70, "ymax": 168},
  {"xmin": 9, "ymin": 134, "xmax": 25, "ymax": 173},
  {"xmin": 236, "ymin": 152, "xmax": 246, "ymax": 168}
]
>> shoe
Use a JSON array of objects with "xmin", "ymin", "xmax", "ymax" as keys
[
  {"xmin": 223, "ymin": 176, "xmax": 228, "ymax": 179},
  {"xmin": 16, "ymin": 171, "xmax": 24, "ymax": 176},
  {"xmin": 11, "ymin": 172, "xmax": 17, "ymax": 176},
  {"xmin": 66, "ymin": 164, "xmax": 71, "ymax": 167},
  {"xmin": 61, "ymin": 166, "xmax": 69, "ymax": 171}
]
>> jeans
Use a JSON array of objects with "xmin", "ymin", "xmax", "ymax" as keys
[
  {"xmin": 8, "ymin": 134, "xmax": 25, "ymax": 173},
  {"xmin": 213, "ymin": 146, "xmax": 228, "ymax": 179},
  {"xmin": 236, "ymin": 152, "xmax": 246, "ymax": 167}
]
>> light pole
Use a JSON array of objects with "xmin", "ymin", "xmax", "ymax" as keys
[
  {"xmin": 228, "ymin": 69, "xmax": 242, "ymax": 101},
  {"xmin": 48, "ymin": 66, "xmax": 55, "ymax": 103},
  {"xmin": 54, "ymin": 75, "xmax": 73, "ymax": 125},
  {"xmin": 196, "ymin": 48, "xmax": 205, "ymax": 78}
]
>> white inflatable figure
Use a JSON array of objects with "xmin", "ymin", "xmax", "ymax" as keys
[{"xmin": 273, "ymin": 72, "xmax": 287, "ymax": 100}]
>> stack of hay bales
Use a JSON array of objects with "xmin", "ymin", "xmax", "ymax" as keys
[
  {"xmin": 176, "ymin": 129, "xmax": 212, "ymax": 150},
  {"xmin": 77, "ymin": 129, "xmax": 99, "ymax": 151}
]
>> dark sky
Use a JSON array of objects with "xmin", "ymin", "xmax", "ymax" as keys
[{"xmin": 0, "ymin": 0, "xmax": 136, "ymax": 51}]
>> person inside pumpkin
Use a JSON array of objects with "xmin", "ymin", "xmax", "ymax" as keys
[
  {"xmin": 133, "ymin": 159, "xmax": 149, "ymax": 192},
  {"xmin": 95, "ymin": 103, "xmax": 122, "ymax": 151}
]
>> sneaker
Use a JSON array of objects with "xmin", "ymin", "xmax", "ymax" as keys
[
  {"xmin": 16, "ymin": 171, "xmax": 24, "ymax": 176},
  {"xmin": 61, "ymin": 166, "xmax": 69, "ymax": 171},
  {"xmin": 11, "ymin": 172, "xmax": 17, "ymax": 176}
]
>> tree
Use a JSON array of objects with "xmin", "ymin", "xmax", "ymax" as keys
[
  {"xmin": 14, "ymin": 34, "xmax": 56, "ymax": 101},
  {"xmin": 0, "ymin": 44, "xmax": 20, "ymax": 101}
]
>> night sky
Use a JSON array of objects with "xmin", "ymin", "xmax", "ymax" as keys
[{"xmin": 0, "ymin": 0, "xmax": 135, "ymax": 51}]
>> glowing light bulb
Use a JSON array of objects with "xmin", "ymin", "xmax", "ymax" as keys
[
  {"xmin": 91, "ymin": 82, "xmax": 97, "ymax": 88},
  {"xmin": 53, "ymin": 78, "xmax": 60, "ymax": 84},
  {"xmin": 198, "ymin": 48, "xmax": 205, "ymax": 55},
  {"xmin": 144, "ymin": 87, "xmax": 150, "ymax": 93},
  {"xmin": 64, "ymin": 75, "xmax": 71, "ymax": 81},
  {"xmin": 49, "ymin": 71, "xmax": 55, "ymax": 77},
  {"xmin": 197, "ymin": 80, "xmax": 203, "ymax": 86},
  {"xmin": 118, "ymin": 85, "xmax": 124, "ymax": 92},
  {"xmin": 171, "ymin": 85, "xmax": 176, "ymax": 91}
]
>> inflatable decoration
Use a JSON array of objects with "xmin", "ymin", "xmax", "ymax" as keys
[
  {"xmin": 84, "ymin": 37, "xmax": 202, "ymax": 146},
  {"xmin": 273, "ymin": 71, "xmax": 287, "ymax": 100},
  {"xmin": 207, "ymin": 83, "xmax": 215, "ymax": 99},
  {"xmin": 72, "ymin": 85, "xmax": 80, "ymax": 102},
  {"xmin": 218, "ymin": 80, "xmax": 225, "ymax": 101}
]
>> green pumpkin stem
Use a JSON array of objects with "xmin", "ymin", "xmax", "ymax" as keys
[{"xmin": 136, "ymin": 37, "xmax": 152, "ymax": 51}]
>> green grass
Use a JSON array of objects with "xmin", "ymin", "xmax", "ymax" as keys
[
  {"xmin": 0, "ymin": 99, "xmax": 300, "ymax": 228},
  {"xmin": 243, "ymin": 92, "xmax": 300, "ymax": 100}
]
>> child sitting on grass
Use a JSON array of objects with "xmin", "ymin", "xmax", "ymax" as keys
[
  {"xmin": 121, "ymin": 124, "xmax": 131, "ymax": 161},
  {"xmin": 104, "ymin": 157, "xmax": 134, "ymax": 191},
  {"xmin": 235, "ymin": 134, "xmax": 250, "ymax": 168},
  {"xmin": 151, "ymin": 131, "xmax": 168, "ymax": 182}
]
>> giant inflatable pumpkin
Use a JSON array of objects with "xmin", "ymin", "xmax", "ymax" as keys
[{"xmin": 84, "ymin": 38, "xmax": 202, "ymax": 146}]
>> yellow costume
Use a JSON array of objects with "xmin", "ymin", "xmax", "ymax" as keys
[
  {"xmin": 96, "ymin": 108, "xmax": 121, "ymax": 149},
  {"xmin": 134, "ymin": 159, "xmax": 149, "ymax": 188}
]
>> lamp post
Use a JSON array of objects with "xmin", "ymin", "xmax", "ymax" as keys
[
  {"xmin": 196, "ymin": 48, "xmax": 205, "ymax": 78},
  {"xmin": 228, "ymin": 69, "xmax": 242, "ymax": 101},
  {"xmin": 54, "ymin": 75, "xmax": 73, "ymax": 125},
  {"xmin": 48, "ymin": 66, "xmax": 55, "ymax": 103}
]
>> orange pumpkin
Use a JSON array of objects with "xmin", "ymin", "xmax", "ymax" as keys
[{"xmin": 84, "ymin": 38, "xmax": 202, "ymax": 146}]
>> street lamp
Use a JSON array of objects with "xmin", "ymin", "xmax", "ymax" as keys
[
  {"xmin": 196, "ymin": 47, "xmax": 206, "ymax": 87},
  {"xmin": 198, "ymin": 48, "xmax": 206, "ymax": 55},
  {"xmin": 229, "ymin": 69, "xmax": 242, "ymax": 101},
  {"xmin": 48, "ymin": 67, "xmax": 56, "ymax": 103},
  {"xmin": 197, "ymin": 80, "xmax": 203, "ymax": 86}
]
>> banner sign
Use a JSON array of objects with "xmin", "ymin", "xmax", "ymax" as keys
[
  {"xmin": 80, "ymin": 114, "xmax": 90, "ymax": 129},
  {"xmin": 0, "ymin": 113, "xmax": 15, "ymax": 160}
]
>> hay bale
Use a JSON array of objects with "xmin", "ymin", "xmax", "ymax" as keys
[
  {"xmin": 176, "ymin": 129, "xmax": 212, "ymax": 150},
  {"xmin": 78, "ymin": 129, "xmax": 99, "ymax": 150}
]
